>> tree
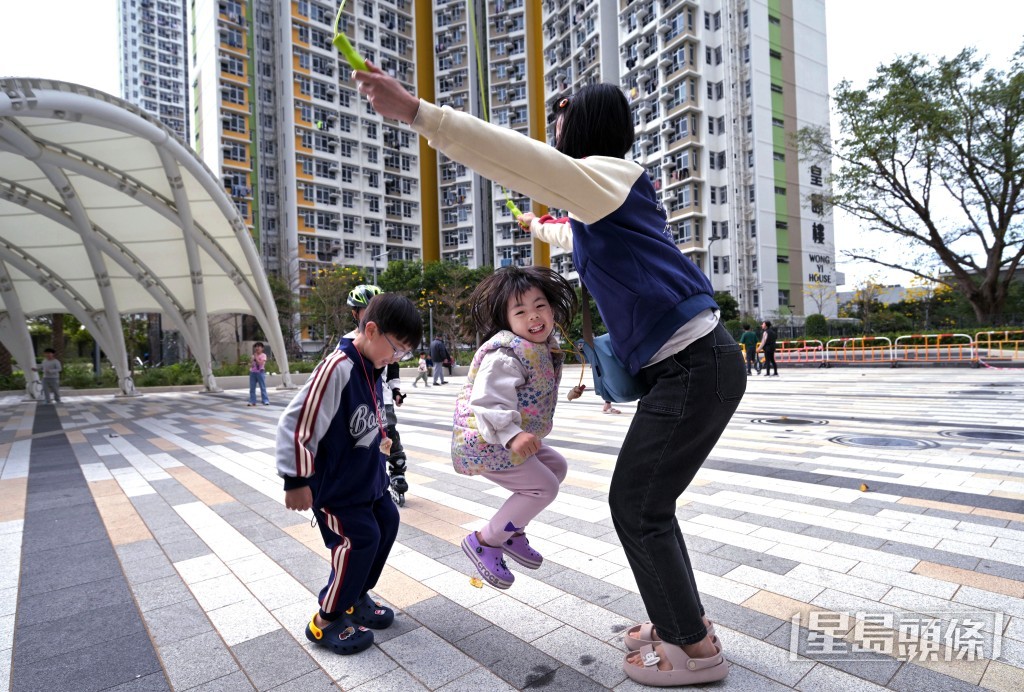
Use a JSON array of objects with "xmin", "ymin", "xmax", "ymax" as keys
[
  {"xmin": 798, "ymin": 45, "xmax": 1024, "ymax": 324},
  {"xmin": 300, "ymin": 266, "xmax": 367, "ymax": 353},
  {"xmin": 804, "ymin": 280, "xmax": 837, "ymax": 316},
  {"xmin": 713, "ymin": 291, "xmax": 739, "ymax": 322},
  {"xmin": 840, "ymin": 279, "xmax": 887, "ymax": 333}
]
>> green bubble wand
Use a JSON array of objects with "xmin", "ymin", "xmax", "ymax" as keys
[{"xmin": 332, "ymin": 0, "xmax": 368, "ymax": 71}]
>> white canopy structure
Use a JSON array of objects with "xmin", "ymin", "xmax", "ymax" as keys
[{"xmin": 0, "ymin": 78, "xmax": 292, "ymax": 397}]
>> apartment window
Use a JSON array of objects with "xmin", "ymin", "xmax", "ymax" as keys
[
  {"xmin": 745, "ymin": 79, "xmax": 752, "ymax": 98},
  {"xmin": 722, "ymin": 257, "xmax": 730, "ymax": 274},
  {"xmin": 714, "ymin": 46, "xmax": 722, "ymax": 65},
  {"xmin": 713, "ymin": 257, "xmax": 720, "ymax": 274},
  {"xmin": 222, "ymin": 83, "xmax": 245, "ymax": 104},
  {"xmin": 709, "ymin": 151, "xmax": 726, "ymax": 170},
  {"xmin": 778, "ymin": 289, "xmax": 791, "ymax": 306},
  {"xmin": 775, "ymin": 186, "xmax": 787, "ymax": 195},
  {"xmin": 771, "ymin": 83, "xmax": 784, "ymax": 94},
  {"xmin": 778, "ymin": 255, "xmax": 790, "ymax": 264},
  {"xmin": 769, "ymin": 14, "xmax": 781, "ymax": 25},
  {"xmin": 713, "ymin": 11, "xmax": 721, "ymax": 29},
  {"xmin": 743, "ymin": 45, "xmax": 750, "ymax": 63},
  {"xmin": 223, "ymin": 112, "xmax": 246, "ymax": 133},
  {"xmin": 749, "ymin": 220, "xmax": 757, "ymax": 237},
  {"xmin": 705, "ymin": 46, "xmax": 712, "ymax": 65},
  {"xmin": 747, "ymin": 150, "xmax": 754, "ymax": 167},
  {"xmin": 776, "ymin": 220, "xmax": 789, "ymax": 230},
  {"xmin": 773, "ymin": 151, "xmax": 785, "ymax": 161},
  {"xmin": 769, "ymin": 49, "xmax": 782, "ymax": 60},
  {"xmin": 743, "ymin": 10, "xmax": 749, "ymax": 28},
  {"xmin": 772, "ymin": 117, "xmax": 785, "ymax": 128},
  {"xmin": 748, "ymin": 185, "xmax": 756, "ymax": 203},
  {"xmin": 746, "ymin": 115, "xmax": 753, "ymax": 133}
]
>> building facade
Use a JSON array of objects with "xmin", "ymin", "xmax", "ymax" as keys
[
  {"xmin": 118, "ymin": 0, "xmax": 190, "ymax": 140},
  {"xmin": 541, "ymin": 0, "xmax": 836, "ymax": 318},
  {"xmin": 182, "ymin": 0, "xmax": 836, "ymax": 356}
]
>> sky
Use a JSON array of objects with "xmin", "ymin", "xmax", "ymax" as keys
[{"xmin": 2, "ymin": 1, "xmax": 1022, "ymax": 290}]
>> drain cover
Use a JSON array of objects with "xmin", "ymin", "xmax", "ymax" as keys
[
  {"xmin": 939, "ymin": 430, "xmax": 1024, "ymax": 442},
  {"xmin": 830, "ymin": 435, "xmax": 938, "ymax": 449},
  {"xmin": 949, "ymin": 390, "xmax": 1014, "ymax": 396},
  {"xmin": 752, "ymin": 417, "xmax": 828, "ymax": 426}
]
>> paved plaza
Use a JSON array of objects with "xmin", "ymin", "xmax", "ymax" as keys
[{"xmin": 1, "ymin": 366, "xmax": 1022, "ymax": 691}]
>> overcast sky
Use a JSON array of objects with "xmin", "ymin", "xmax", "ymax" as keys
[{"xmin": 2, "ymin": 1, "xmax": 1022, "ymax": 289}]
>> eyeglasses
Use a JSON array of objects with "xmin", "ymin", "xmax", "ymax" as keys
[{"xmin": 382, "ymin": 332, "xmax": 413, "ymax": 361}]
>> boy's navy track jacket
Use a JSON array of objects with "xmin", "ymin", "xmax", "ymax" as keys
[
  {"xmin": 276, "ymin": 338, "xmax": 389, "ymax": 509},
  {"xmin": 410, "ymin": 101, "xmax": 718, "ymax": 375}
]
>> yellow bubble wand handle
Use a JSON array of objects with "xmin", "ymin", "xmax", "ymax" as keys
[{"xmin": 332, "ymin": 1, "xmax": 369, "ymax": 72}]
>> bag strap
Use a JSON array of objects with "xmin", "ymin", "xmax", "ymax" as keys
[{"xmin": 580, "ymin": 283, "xmax": 595, "ymax": 348}]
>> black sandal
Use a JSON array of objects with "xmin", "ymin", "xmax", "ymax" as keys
[
  {"xmin": 305, "ymin": 614, "xmax": 374, "ymax": 655},
  {"xmin": 347, "ymin": 593, "xmax": 395, "ymax": 629}
]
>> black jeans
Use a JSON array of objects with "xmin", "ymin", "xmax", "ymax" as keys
[
  {"xmin": 763, "ymin": 347, "xmax": 778, "ymax": 375},
  {"xmin": 608, "ymin": 322, "xmax": 746, "ymax": 646}
]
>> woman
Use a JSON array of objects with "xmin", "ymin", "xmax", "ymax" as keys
[{"xmin": 355, "ymin": 66, "xmax": 745, "ymax": 687}]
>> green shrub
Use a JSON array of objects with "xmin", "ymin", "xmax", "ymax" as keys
[
  {"xmin": 0, "ymin": 373, "xmax": 27, "ymax": 391},
  {"xmin": 805, "ymin": 314, "xmax": 828, "ymax": 338},
  {"xmin": 63, "ymin": 363, "xmax": 100, "ymax": 388},
  {"xmin": 724, "ymin": 319, "xmax": 743, "ymax": 339}
]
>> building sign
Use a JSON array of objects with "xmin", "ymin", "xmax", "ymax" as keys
[{"xmin": 807, "ymin": 252, "xmax": 832, "ymax": 283}]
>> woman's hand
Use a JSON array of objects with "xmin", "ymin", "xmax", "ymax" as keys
[
  {"xmin": 353, "ymin": 62, "xmax": 421, "ymax": 124},
  {"xmin": 517, "ymin": 212, "xmax": 536, "ymax": 231}
]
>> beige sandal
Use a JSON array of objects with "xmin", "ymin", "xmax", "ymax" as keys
[
  {"xmin": 623, "ymin": 620, "xmax": 717, "ymax": 652},
  {"xmin": 602, "ymin": 406, "xmax": 621, "ymax": 414},
  {"xmin": 623, "ymin": 641, "xmax": 728, "ymax": 687}
]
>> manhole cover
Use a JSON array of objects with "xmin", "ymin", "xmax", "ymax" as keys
[
  {"xmin": 752, "ymin": 417, "xmax": 828, "ymax": 426},
  {"xmin": 950, "ymin": 390, "xmax": 1014, "ymax": 396},
  {"xmin": 830, "ymin": 435, "xmax": 938, "ymax": 449},
  {"xmin": 939, "ymin": 430, "xmax": 1024, "ymax": 442}
]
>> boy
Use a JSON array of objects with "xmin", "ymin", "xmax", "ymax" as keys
[
  {"xmin": 738, "ymin": 325, "xmax": 760, "ymax": 376},
  {"xmin": 276, "ymin": 294, "xmax": 421, "ymax": 655},
  {"xmin": 248, "ymin": 341, "xmax": 270, "ymax": 406},
  {"xmin": 33, "ymin": 348, "xmax": 62, "ymax": 404},
  {"xmin": 345, "ymin": 285, "xmax": 409, "ymax": 503}
]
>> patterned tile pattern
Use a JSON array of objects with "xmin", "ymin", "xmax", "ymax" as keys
[{"xmin": 1, "ymin": 367, "xmax": 1022, "ymax": 690}]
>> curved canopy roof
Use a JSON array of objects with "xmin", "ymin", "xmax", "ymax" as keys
[{"xmin": 0, "ymin": 78, "xmax": 291, "ymax": 394}]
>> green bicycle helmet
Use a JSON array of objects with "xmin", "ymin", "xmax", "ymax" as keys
[{"xmin": 347, "ymin": 284, "xmax": 382, "ymax": 309}]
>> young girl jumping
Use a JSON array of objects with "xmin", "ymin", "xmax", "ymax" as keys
[{"xmin": 452, "ymin": 266, "xmax": 577, "ymax": 589}]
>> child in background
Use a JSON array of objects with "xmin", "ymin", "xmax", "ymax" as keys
[
  {"xmin": 412, "ymin": 352, "xmax": 430, "ymax": 387},
  {"xmin": 452, "ymin": 266, "xmax": 577, "ymax": 589},
  {"xmin": 276, "ymin": 293, "xmax": 422, "ymax": 655},
  {"xmin": 248, "ymin": 341, "xmax": 269, "ymax": 406},
  {"xmin": 33, "ymin": 348, "xmax": 62, "ymax": 404}
]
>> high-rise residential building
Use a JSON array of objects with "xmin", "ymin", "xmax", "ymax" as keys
[
  {"xmin": 540, "ymin": 0, "xmax": 836, "ymax": 318},
  {"xmin": 182, "ymin": 0, "xmax": 835, "ymax": 357},
  {"xmin": 119, "ymin": 0, "xmax": 190, "ymax": 140},
  {"xmin": 191, "ymin": 0, "xmax": 424, "ymax": 350}
]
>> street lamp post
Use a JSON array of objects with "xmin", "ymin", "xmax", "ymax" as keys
[
  {"xmin": 706, "ymin": 233, "xmax": 721, "ymax": 280},
  {"xmin": 371, "ymin": 249, "xmax": 389, "ymax": 284}
]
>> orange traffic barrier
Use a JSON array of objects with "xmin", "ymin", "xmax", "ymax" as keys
[
  {"xmin": 825, "ymin": 337, "xmax": 893, "ymax": 366},
  {"xmin": 775, "ymin": 339, "xmax": 825, "ymax": 366},
  {"xmin": 893, "ymin": 333, "xmax": 975, "ymax": 365},
  {"xmin": 975, "ymin": 330, "xmax": 1024, "ymax": 364}
]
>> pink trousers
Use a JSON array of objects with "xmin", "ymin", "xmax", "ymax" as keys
[{"xmin": 479, "ymin": 445, "xmax": 567, "ymax": 546}]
